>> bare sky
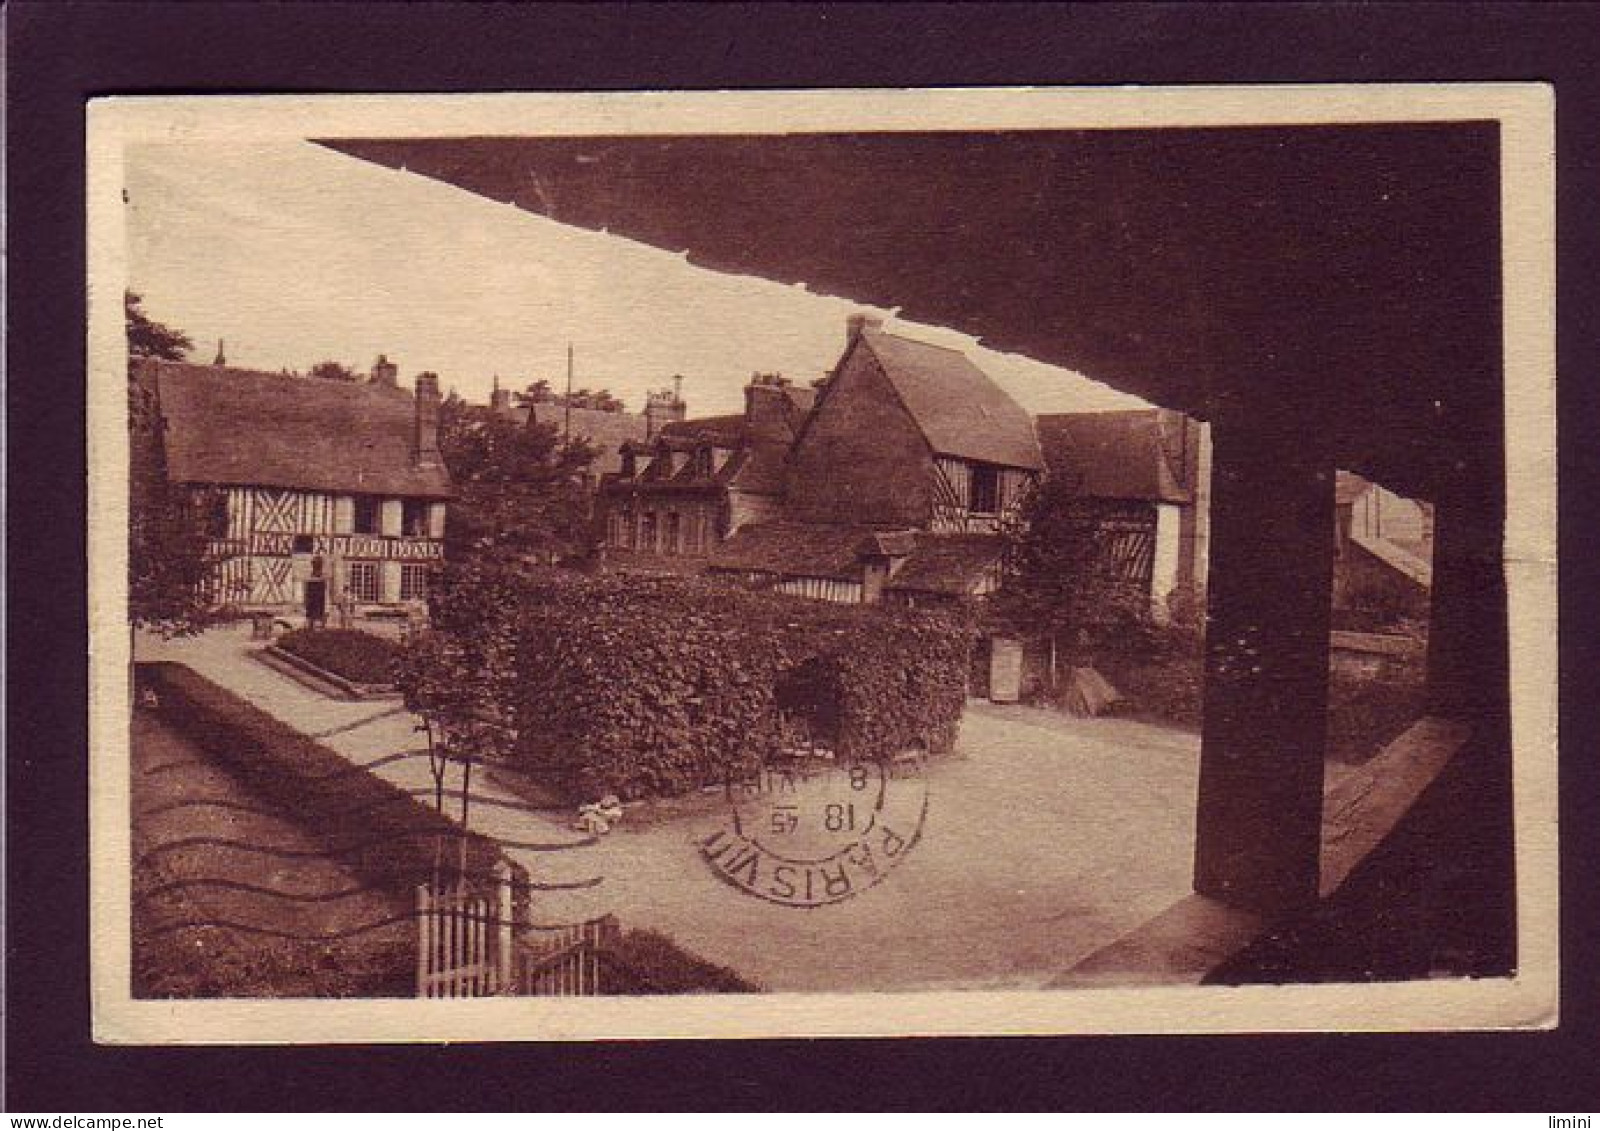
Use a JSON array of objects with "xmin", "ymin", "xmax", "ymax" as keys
[{"xmin": 126, "ymin": 139, "xmax": 1147, "ymax": 418}]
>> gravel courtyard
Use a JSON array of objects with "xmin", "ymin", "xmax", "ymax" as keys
[
  {"xmin": 566, "ymin": 702, "xmax": 1201, "ymax": 992},
  {"xmin": 137, "ymin": 625, "xmax": 1202, "ymax": 993}
]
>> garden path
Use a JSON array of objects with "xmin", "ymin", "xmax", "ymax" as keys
[{"xmin": 135, "ymin": 625, "xmax": 606, "ymax": 905}]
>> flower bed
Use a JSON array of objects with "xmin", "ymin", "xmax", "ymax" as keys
[{"xmin": 275, "ymin": 627, "xmax": 401, "ymax": 687}]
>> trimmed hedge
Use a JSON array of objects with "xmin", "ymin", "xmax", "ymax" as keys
[
  {"xmin": 415, "ymin": 562, "xmax": 975, "ymax": 801},
  {"xmin": 275, "ymin": 628, "xmax": 400, "ymax": 686},
  {"xmin": 140, "ymin": 662, "xmax": 507, "ymax": 892},
  {"xmin": 600, "ymin": 928, "xmax": 760, "ymax": 994}
]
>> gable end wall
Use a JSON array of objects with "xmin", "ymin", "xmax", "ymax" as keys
[{"xmin": 783, "ymin": 344, "xmax": 935, "ymax": 526}]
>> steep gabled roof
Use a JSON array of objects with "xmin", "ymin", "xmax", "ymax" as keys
[
  {"xmin": 781, "ymin": 384, "xmax": 818, "ymax": 420},
  {"xmin": 858, "ymin": 329, "xmax": 1043, "ymax": 471},
  {"xmin": 708, "ymin": 522, "xmax": 1005, "ymax": 597},
  {"xmin": 143, "ymin": 359, "xmax": 452, "ymax": 498},
  {"xmin": 885, "ymin": 533, "xmax": 1007, "ymax": 597},
  {"xmin": 651, "ymin": 410, "xmax": 796, "ymax": 496},
  {"xmin": 707, "ymin": 521, "xmax": 885, "ymax": 581},
  {"xmin": 1034, "ymin": 409, "xmax": 1191, "ymax": 504}
]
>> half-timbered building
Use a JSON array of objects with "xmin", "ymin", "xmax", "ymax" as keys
[
  {"xmin": 1034, "ymin": 408, "xmax": 1211, "ymax": 616},
  {"xmin": 706, "ymin": 316, "xmax": 1045, "ymax": 604},
  {"xmin": 134, "ymin": 357, "xmax": 451, "ymax": 615}
]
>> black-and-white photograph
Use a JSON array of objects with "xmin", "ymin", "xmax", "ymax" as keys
[{"xmin": 88, "ymin": 88, "xmax": 1556, "ymax": 1039}]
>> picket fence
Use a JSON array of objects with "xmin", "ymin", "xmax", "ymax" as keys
[
  {"xmin": 415, "ymin": 863, "xmax": 611, "ymax": 998},
  {"xmin": 515, "ymin": 919, "xmax": 608, "ymax": 997}
]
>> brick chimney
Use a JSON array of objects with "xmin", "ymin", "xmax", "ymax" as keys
[
  {"xmin": 846, "ymin": 313, "xmax": 883, "ymax": 343},
  {"xmin": 413, "ymin": 372, "xmax": 442, "ymax": 468},
  {"xmin": 370, "ymin": 354, "xmax": 399, "ymax": 388},
  {"xmin": 644, "ymin": 381, "xmax": 687, "ymax": 438},
  {"xmin": 744, "ymin": 373, "xmax": 796, "ymax": 440}
]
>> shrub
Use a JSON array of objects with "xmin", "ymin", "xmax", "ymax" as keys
[
  {"xmin": 275, "ymin": 628, "xmax": 400, "ymax": 685},
  {"xmin": 403, "ymin": 562, "xmax": 975, "ymax": 801},
  {"xmin": 140, "ymin": 662, "xmax": 507, "ymax": 892},
  {"xmin": 600, "ymin": 928, "xmax": 760, "ymax": 994}
]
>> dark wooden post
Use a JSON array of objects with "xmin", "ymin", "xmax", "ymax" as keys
[
  {"xmin": 1193, "ymin": 418, "xmax": 1337, "ymax": 914},
  {"xmin": 1426, "ymin": 491, "xmax": 1508, "ymax": 724}
]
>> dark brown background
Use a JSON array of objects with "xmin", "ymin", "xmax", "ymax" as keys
[{"xmin": 8, "ymin": 0, "xmax": 1598, "ymax": 1111}]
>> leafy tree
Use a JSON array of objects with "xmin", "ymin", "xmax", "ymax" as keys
[
  {"xmin": 994, "ymin": 473, "xmax": 1161, "ymax": 688},
  {"xmin": 128, "ymin": 481, "xmax": 235, "ymax": 636},
  {"xmin": 517, "ymin": 383, "xmax": 625, "ymax": 412},
  {"xmin": 571, "ymin": 388, "xmax": 624, "ymax": 412},
  {"xmin": 308, "ymin": 359, "xmax": 360, "ymax": 381},
  {"xmin": 515, "ymin": 379, "xmax": 554, "ymax": 406},
  {"xmin": 436, "ymin": 393, "xmax": 600, "ymax": 563},
  {"xmin": 127, "ymin": 298, "xmax": 234, "ymax": 635},
  {"xmin": 125, "ymin": 290, "xmax": 192, "ymax": 361}
]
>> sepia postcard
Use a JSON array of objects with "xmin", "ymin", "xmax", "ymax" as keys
[{"xmin": 87, "ymin": 85, "xmax": 1557, "ymax": 1043}]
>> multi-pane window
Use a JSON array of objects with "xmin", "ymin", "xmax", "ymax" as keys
[
  {"xmin": 352, "ymin": 495, "xmax": 381, "ymax": 535},
  {"xmin": 970, "ymin": 464, "xmax": 1001, "ymax": 515},
  {"xmin": 640, "ymin": 512, "xmax": 658, "ymax": 552},
  {"xmin": 400, "ymin": 564, "xmax": 429, "ymax": 601},
  {"xmin": 345, "ymin": 561, "xmax": 380, "ymax": 603},
  {"xmin": 402, "ymin": 499, "xmax": 429, "ymax": 537},
  {"xmin": 665, "ymin": 513, "xmax": 682, "ymax": 554}
]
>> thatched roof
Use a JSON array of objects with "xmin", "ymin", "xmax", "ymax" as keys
[{"xmin": 140, "ymin": 359, "xmax": 451, "ymax": 498}]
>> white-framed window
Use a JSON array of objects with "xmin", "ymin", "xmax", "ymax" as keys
[
  {"xmin": 400, "ymin": 563, "xmax": 430, "ymax": 601},
  {"xmin": 345, "ymin": 560, "xmax": 381, "ymax": 603}
]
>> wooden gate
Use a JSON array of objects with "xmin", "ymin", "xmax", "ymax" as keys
[
  {"xmin": 415, "ymin": 869, "xmax": 513, "ymax": 998},
  {"xmin": 416, "ymin": 861, "xmax": 613, "ymax": 998},
  {"xmin": 514, "ymin": 918, "xmax": 615, "ymax": 997}
]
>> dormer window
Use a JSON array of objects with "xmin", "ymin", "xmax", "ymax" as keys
[
  {"xmin": 621, "ymin": 450, "xmax": 638, "ymax": 478},
  {"xmin": 970, "ymin": 464, "xmax": 1001, "ymax": 515}
]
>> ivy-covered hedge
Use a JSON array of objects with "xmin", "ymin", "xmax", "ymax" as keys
[{"xmin": 411, "ymin": 561, "xmax": 974, "ymax": 801}]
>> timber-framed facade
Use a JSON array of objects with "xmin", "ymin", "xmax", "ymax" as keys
[{"xmin": 135, "ymin": 357, "xmax": 452, "ymax": 617}]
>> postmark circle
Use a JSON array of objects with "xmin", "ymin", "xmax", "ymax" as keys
[{"xmin": 699, "ymin": 749, "xmax": 928, "ymax": 908}]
